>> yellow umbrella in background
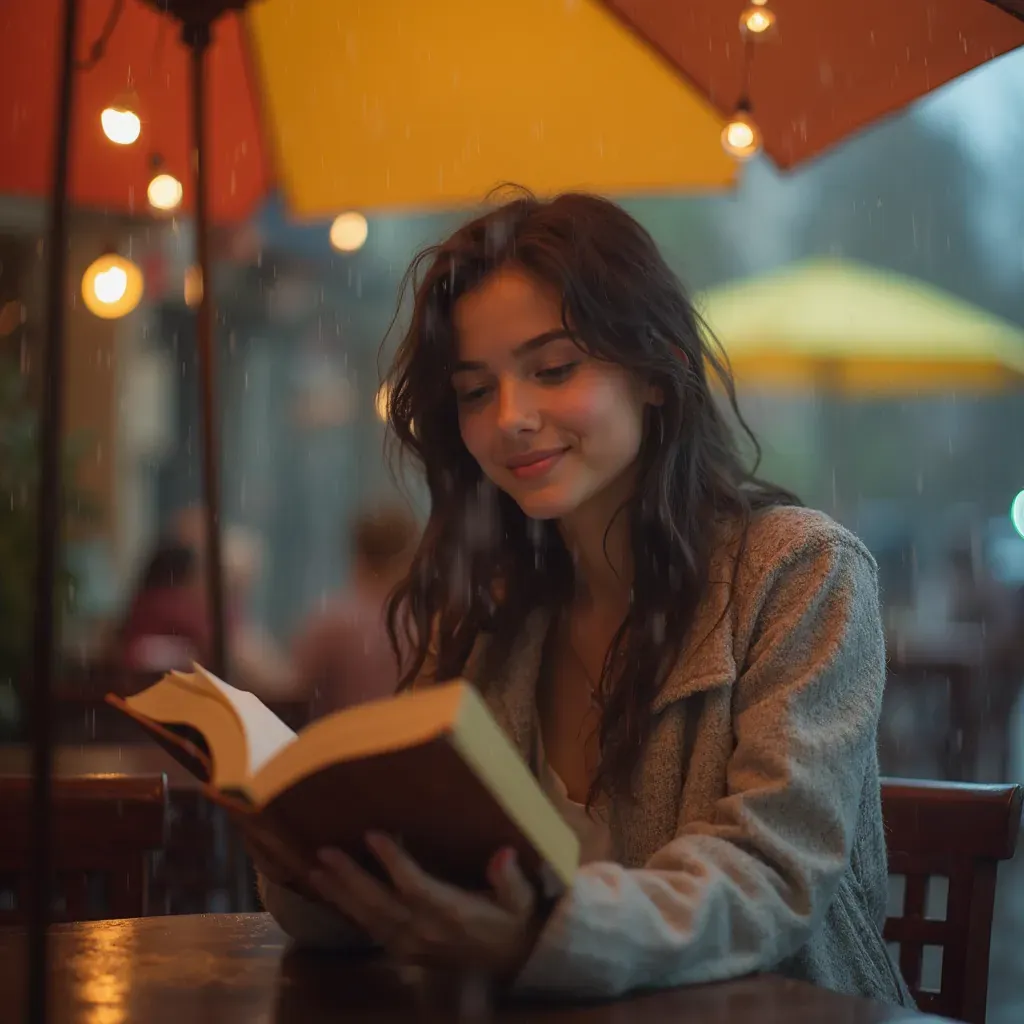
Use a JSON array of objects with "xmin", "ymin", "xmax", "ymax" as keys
[
  {"xmin": 701, "ymin": 258, "xmax": 1024, "ymax": 394},
  {"xmin": 249, "ymin": 0, "xmax": 735, "ymax": 214}
]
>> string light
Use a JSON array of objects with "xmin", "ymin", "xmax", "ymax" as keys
[
  {"xmin": 330, "ymin": 212, "xmax": 369, "ymax": 253},
  {"xmin": 101, "ymin": 92, "xmax": 141, "ymax": 145},
  {"xmin": 721, "ymin": 104, "xmax": 762, "ymax": 161},
  {"xmin": 147, "ymin": 172, "xmax": 183, "ymax": 211},
  {"xmin": 725, "ymin": 0, "xmax": 773, "ymax": 161},
  {"xmin": 81, "ymin": 253, "xmax": 144, "ymax": 319},
  {"xmin": 740, "ymin": 3, "xmax": 776, "ymax": 36}
]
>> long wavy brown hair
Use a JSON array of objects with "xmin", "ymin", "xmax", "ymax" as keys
[{"xmin": 383, "ymin": 189, "xmax": 798, "ymax": 804}]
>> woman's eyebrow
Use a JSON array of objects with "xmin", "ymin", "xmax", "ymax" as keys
[{"xmin": 452, "ymin": 329, "xmax": 574, "ymax": 374}]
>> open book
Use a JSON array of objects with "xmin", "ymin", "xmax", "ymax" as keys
[{"xmin": 106, "ymin": 666, "xmax": 580, "ymax": 897}]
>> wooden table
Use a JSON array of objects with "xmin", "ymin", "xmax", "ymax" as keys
[{"xmin": 0, "ymin": 914, "xmax": 951, "ymax": 1022}]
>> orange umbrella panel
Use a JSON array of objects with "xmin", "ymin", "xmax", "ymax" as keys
[{"xmin": 599, "ymin": 0, "xmax": 1024, "ymax": 168}]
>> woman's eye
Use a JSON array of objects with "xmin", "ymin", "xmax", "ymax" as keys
[
  {"xmin": 536, "ymin": 362, "xmax": 578, "ymax": 384},
  {"xmin": 455, "ymin": 385, "xmax": 490, "ymax": 405}
]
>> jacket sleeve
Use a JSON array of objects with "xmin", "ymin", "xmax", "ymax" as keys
[
  {"xmin": 513, "ymin": 533, "xmax": 886, "ymax": 998},
  {"xmin": 258, "ymin": 873, "xmax": 376, "ymax": 951}
]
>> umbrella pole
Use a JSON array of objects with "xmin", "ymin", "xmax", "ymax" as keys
[
  {"xmin": 28, "ymin": 0, "xmax": 79, "ymax": 1021},
  {"xmin": 185, "ymin": 20, "xmax": 229, "ymax": 680}
]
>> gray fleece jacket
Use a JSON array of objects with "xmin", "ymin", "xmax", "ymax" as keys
[{"xmin": 260, "ymin": 506, "xmax": 914, "ymax": 1006}]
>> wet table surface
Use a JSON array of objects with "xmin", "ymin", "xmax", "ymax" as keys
[{"xmin": 0, "ymin": 913, "xmax": 953, "ymax": 1022}]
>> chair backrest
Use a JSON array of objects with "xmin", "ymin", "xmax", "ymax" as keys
[
  {"xmin": 881, "ymin": 778, "xmax": 1023, "ymax": 1024},
  {"xmin": 0, "ymin": 773, "xmax": 168, "ymax": 924}
]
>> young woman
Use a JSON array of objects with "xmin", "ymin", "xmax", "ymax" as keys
[{"xmin": 257, "ymin": 192, "xmax": 912, "ymax": 1006}]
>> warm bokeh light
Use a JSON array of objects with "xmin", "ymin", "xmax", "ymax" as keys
[
  {"xmin": 740, "ymin": 4, "xmax": 776, "ymax": 36},
  {"xmin": 375, "ymin": 382, "xmax": 390, "ymax": 422},
  {"xmin": 95, "ymin": 266, "xmax": 127, "ymax": 304},
  {"xmin": 147, "ymin": 173, "xmax": 183, "ymax": 211},
  {"xmin": 329, "ymin": 212, "xmax": 369, "ymax": 253},
  {"xmin": 81, "ymin": 254, "xmax": 144, "ymax": 319},
  {"xmin": 721, "ymin": 112, "xmax": 762, "ymax": 161},
  {"xmin": 101, "ymin": 105, "xmax": 141, "ymax": 146},
  {"xmin": 184, "ymin": 265, "xmax": 204, "ymax": 308}
]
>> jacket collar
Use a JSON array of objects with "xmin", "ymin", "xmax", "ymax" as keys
[{"xmin": 472, "ymin": 583, "xmax": 736, "ymax": 764}]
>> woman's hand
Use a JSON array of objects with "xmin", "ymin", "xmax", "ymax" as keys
[{"xmin": 308, "ymin": 833, "xmax": 541, "ymax": 979}]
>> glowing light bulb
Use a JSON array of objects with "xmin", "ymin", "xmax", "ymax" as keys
[
  {"xmin": 82, "ymin": 254, "xmax": 144, "ymax": 319},
  {"xmin": 721, "ymin": 110, "xmax": 762, "ymax": 161},
  {"xmin": 1011, "ymin": 489, "xmax": 1024, "ymax": 540},
  {"xmin": 740, "ymin": 5, "xmax": 776, "ymax": 35},
  {"xmin": 101, "ymin": 104, "xmax": 141, "ymax": 145},
  {"xmin": 330, "ymin": 212, "xmax": 369, "ymax": 253},
  {"xmin": 147, "ymin": 173, "xmax": 183, "ymax": 211},
  {"xmin": 94, "ymin": 266, "xmax": 128, "ymax": 304}
]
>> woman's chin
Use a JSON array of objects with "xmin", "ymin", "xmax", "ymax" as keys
[{"xmin": 511, "ymin": 487, "xmax": 578, "ymax": 522}]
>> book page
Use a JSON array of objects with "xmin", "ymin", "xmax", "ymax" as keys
[
  {"xmin": 123, "ymin": 680, "xmax": 250, "ymax": 790},
  {"xmin": 194, "ymin": 666, "xmax": 298, "ymax": 776}
]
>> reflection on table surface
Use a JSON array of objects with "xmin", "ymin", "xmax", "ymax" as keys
[{"xmin": 0, "ymin": 913, "xmax": 952, "ymax": 1023}]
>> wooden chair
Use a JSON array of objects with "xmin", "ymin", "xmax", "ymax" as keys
[
  {"xmin": 0, "ymin": 774, "xmax": 168, "ymax": 924},
  {"xmin": 881, "ymin": 778, "xmax": 1023, "ymax": 1024}
]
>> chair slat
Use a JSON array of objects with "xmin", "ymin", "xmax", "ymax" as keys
[{"xmin": 882, "ymin": 779, "xmax": 1022, "ymax": 1024}]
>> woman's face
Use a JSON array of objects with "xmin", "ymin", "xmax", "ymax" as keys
[{"xmin": 452, "ymin": 266, "xmax": 654, "ymax": 521}]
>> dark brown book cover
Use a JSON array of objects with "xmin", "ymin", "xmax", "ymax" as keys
[{"xmin": 104, "ymin": 692, "xmax": 570, "ymax": 901}]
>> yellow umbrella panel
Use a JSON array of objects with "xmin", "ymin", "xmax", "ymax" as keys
[
  {"xmin": 699, "ymin": 259, "xmax": 1024, "ymax": 395},
  {"xmin": 247, "ymin": 0, "xmax": 735, "ymax": 215}
]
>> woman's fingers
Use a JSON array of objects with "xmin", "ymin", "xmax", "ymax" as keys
[
  {"xmin": 310, "ymin": 847, "xmax": 411, "ymax": 943},
  {"xmin": 364, "ymin": 832, "xmax": 476, "ymax": 928},
  {"xmin": 486, "ymin": 848, "xmax": 535, "ymax": 918},
  {"xmin": 309, "ymin": 837, "xmax": 540, "ymax": 975}
]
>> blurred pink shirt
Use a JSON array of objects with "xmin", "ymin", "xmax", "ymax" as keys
[{"xmin": 291, "ymin": 593, "xmax": 402, "ymax": 718}]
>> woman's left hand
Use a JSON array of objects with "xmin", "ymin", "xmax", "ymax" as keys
[{"xmin": 308, "ymin": 832, "xmax": 540, "ymax": 978}]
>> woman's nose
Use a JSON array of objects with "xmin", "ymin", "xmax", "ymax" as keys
[{"xmin": 495, "ymin": 378, "xmax": 540, "ymax": 435}]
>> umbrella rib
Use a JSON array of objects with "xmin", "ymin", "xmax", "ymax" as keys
[{"xmin": 74, "ymin": 0, "xmax": 124, "ymax": 72}]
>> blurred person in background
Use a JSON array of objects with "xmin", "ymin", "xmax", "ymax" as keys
[
  {"xmin": 115, "ymin": 539, "xmax": 208, "ymax": 674},
  {"xmin": 291, "ymin": 505, "xmax": 419, "ymax": 717},
  {"xmin": 171, "ymin": 507, "xmax": 297, "ymax": 701}
]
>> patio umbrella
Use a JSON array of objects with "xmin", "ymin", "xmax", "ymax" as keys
[
  {"xmin": 701, "ymin": 258, "xmax": 1024, "ymax": 393},
  {"xmin": 600, "ymin": 0, "xmax": 1024, "ymax": 167},
  {"xmin": 699, "ymin": 257, "xmax": 1024, "ymax": 518},
  {"xmin": 2, "ymin": 0, "xmax": 735, "ymax": 218}
]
